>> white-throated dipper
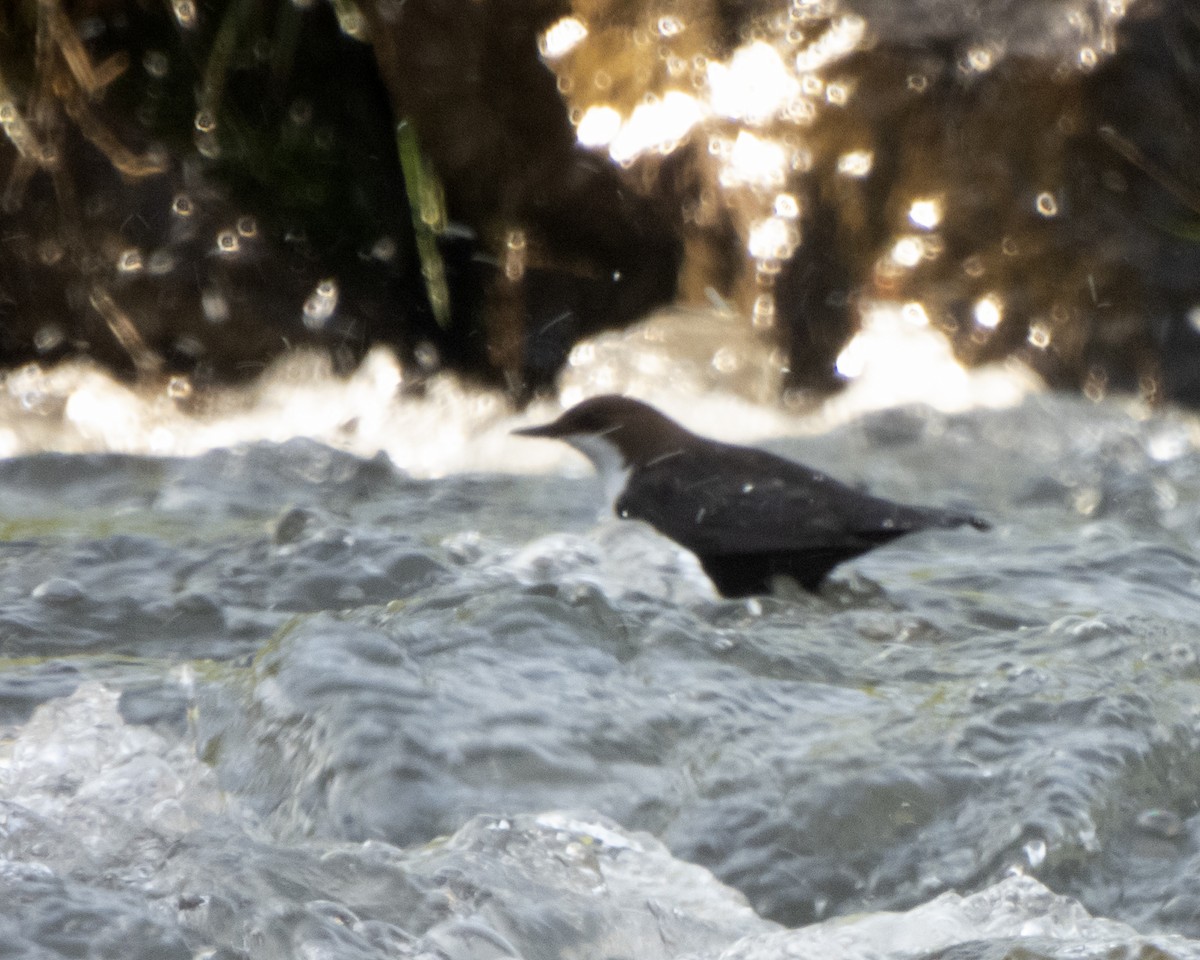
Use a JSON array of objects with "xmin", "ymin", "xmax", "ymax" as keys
[{"xmin": 514, "ymin": 395, "xmax": 990, "ymax": 597}]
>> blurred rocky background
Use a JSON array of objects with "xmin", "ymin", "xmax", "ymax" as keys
[{"xmin": 0, "ymin": 0, "xmax": 1197, "ymax": 405}]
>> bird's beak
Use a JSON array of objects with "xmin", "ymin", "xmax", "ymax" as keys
[{"xmin": 512, "ymin": 419, "xmax": 563, "ymax": 438}]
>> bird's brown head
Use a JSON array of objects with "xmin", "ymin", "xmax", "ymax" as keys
[{"xmin": 513, "ymin": 395, "xmax": 693, "ymax": 469}]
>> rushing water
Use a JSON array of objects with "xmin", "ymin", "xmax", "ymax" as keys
[{"xmin": 2, "ymin": 358, "xmax": 1200, "ymax": 958}]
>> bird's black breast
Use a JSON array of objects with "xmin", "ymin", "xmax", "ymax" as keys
[{"xmin": 615, "ymin": 442, "xmax": 982, "ymax": 596}]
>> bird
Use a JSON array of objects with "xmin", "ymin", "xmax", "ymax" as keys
[{"xmin": 513, "ymin": 394, "xmax": 989, "ymax": 597}]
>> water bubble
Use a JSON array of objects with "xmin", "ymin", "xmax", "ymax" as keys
[
  {"xmin": 751, "ymin": 294, "xmax": 776, "ymax": 329},
  {"xmin": 215, "ymin": 230, "xmax": 239, "ymax": 254},
  {"xmin": 1027, "ymin": 322, "xmax": 1051, "ymax": 348},
  {"xmin": 335, "ymin": 6, "xmax": 366, "ymax": 38},
  {"xmin": 721, "ymin": 131, "xmax": 786, "ymax": 190},
  {"xmin": 907, "ymin": 73, "xmax": 928, "ymax": 92},
  {"xmin": 567, "ymin": 342, "xmax": 594, "ymax": 368},
  {"xmin": 171, "ymin": 193, "xmax": 193, "ymax": 217},
  {"xmin": 37, "ymin": 240, "xmax": 63, "ymax": 266},
  {"xmin": 973, "ymin": 294, "xmax": 1003, "ymax": 329},
  {"xmin": 962, "ymin": 255, "xmax": 985, "ymax": 278},
  {"xmin": 12, "ymin": 364, "xmax": 48, "ymax": 411},
  {"xmin": 712, "ymin": 347, "xmax": 739, "ymax": 373},
  {"xmin": 1083, "ymin": 365, "xmax": 1107, "ymax": 402},
  {"xmin": 908, "ymin": 198, "xmax": 941, "ymax": 229},
  {"xmin": 117, "ymin": 249, "xmax": 144, "ymax": 273},
  {"xmin": 167, "ymin": 375, "xmax": 193, "ymax": 399},
  {"xmin": 196, "ymin": 136, "xmax": 219, "ymax": 160},
  {"xmin": 504, "ymin": 229, "xmax": 527, "ymax": 282},
  {"xmin": 34, "ymin": 324, "xmax": 64, "ymax": 352},
  {"xmin": 825, "ymin": 83, "xmax": 848, "ymax": 105},
  {"xmin": 0, "ymin": 101, "xmax": 16, "ymax": 124},
  {"xmin": 785, "ymin": 98, "xmax": 817, "ymax": 124},
  {"xmin": 666, "ymin": 55, "xmax": 688, "ymax": 77},
  {"xmin": 236, "ymin": 215, "xmax": 258, "ymax": 238},
  {"xmin": 1001, "ymin": 236, "xmax": 1019, "ymax": 256},
  {"xmin": 1035, "ymin": 192, "xmax": 1059, "ymax": 217},
  {"xmin": 148, "ymin": 250, "xmax": 176, "ymax": 275},
  {"xmin": 193, "ymin": 110, "xmax": 216, "ymax": 133},
  {"xmin": 170, "ymin": 345, "xmax": 206, "ymax": 372},
  {"xmin": 800, "ymin": 74, "xmax": 823, "ymax": 97},
  {"xmin": 414, "ymin": 341, "xmax": 439, "ymax": 370},
  {"xmin": 576, "ymin": 105, "xmax": 621, "ymax": 148},
  {"xmin": 964, "ymin": 46, "xmax": 995, "ymax": 73},
  {"xmin": 201, "ymin": 288, "xmax": 229, "ymax": 324},
  {"xmin": 1078, "ymin": 47, "xmax": 1098, "ymax": 70},
  {"xmin": 774, "ymin": 193, "xmax": 800, "ymax": 218},
  {"xmin": 172, "ymin": 0, "xmax": 196, "ymax": 27},
  {"xmin": 303, "ymin": 278, "xmax": 339, "ymax": 329},
  {"xmin": 890, "ymin": 236, "xmax": 924, "ymax": 268},
  {"xmin": 143, "ymin": 50, "xmax": 169, "ymax": 78},
  {"xmin": 657, "ymin": 15, "xmax": 684, "ymax": 36},
  {"xmin": 837, "ymin": 150, "xmax": 873, "ymax": 177},
  {"xmin": 371, "ymin": 236, "xmax": 397, "ymax": 261},
  {"xmin": 539, "ymin": 16, "xmax": 588, "ymax": 59}
]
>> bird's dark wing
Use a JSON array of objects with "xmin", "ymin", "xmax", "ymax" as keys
[{"xmin": 616, "ymin": 444, "xmax": 985, "ymax": 595}]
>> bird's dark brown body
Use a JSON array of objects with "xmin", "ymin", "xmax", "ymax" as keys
[{"xmin": 515, "ymin": 395, "xmax": 989, "ymax": 597}]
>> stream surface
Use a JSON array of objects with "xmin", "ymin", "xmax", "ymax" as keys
[{"xmin": 2, "ymin": 386, "xmax": 1200, "ymax": 959}]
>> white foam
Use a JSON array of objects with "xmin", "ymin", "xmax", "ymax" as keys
[
  {"xmin": 719, "ymin": 875, "xmax": 1188, "ymax": 960},
  {"xmin": 0, "ymin": 682, "xmax": 233, "ymax": 867},
  {"xmin": 0, "ymin": 301, "xmax": 1043, "ymax": 477}
]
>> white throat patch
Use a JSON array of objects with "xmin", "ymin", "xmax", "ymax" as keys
[{"xmin": 567, "ymin": 435, "xmax": 631, "ymax": 506}]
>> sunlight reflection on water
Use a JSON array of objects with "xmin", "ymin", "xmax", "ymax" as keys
[{"xmin": 537, "ymin": 0, "xmax": 1131, "ymax": 353}]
